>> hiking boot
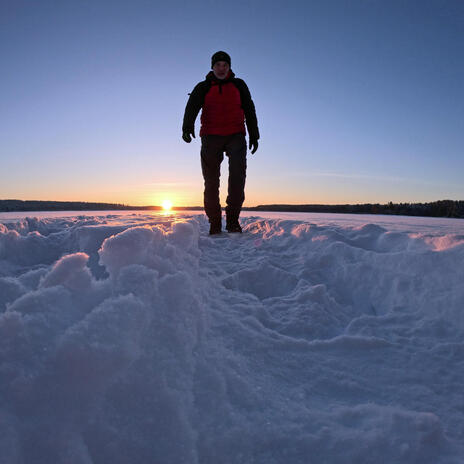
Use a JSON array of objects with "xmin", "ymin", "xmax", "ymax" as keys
[
  {"xmin": 226, "ymin": 219, "xmax": 242, "ymax": 233},
  {"xmin": 209, "ymin": 221, "xmax": 222, "ymax": 235}
]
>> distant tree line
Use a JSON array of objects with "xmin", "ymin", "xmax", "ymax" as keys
[
  {"xmin": 0, "ymin": 200, "xmax": 160, "ymax": 212},
  {"xmin": 246, "ymin": 200, "xmax": 464, "ymax": 218},
  {"xmin": 1, "ymin": 199, "xmax": 463, "ymax": 219}
]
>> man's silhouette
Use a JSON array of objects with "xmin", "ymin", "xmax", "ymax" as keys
[{"xmin": 182, "ymin": 51, "xmax": 259, "ymax": 234}]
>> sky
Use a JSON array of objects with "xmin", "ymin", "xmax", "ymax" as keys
[{"xmin": 1, "ymin": 0, "xmax": 463, "ymax": 207}]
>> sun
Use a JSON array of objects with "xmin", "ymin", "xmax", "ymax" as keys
[{"xmin": 161, "ymin": 199, "xmax": 173, "ymax": 212}]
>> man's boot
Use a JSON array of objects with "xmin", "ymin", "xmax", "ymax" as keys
[
  {"xmin": 226, "ymin": 216, "xmax": 242, "ymax": 233},
  {"xmin": 209, "ymin": 219, "xmax": 222, "ymax": 235}
]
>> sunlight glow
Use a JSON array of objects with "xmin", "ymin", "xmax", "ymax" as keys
[{"xmin": 162, "ymin": 199, "xmax": 173, "ymax": 211}]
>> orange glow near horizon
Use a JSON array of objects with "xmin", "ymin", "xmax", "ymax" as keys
[{"xmin": 8, "ymin": 181, "xmax": 415, "ymax": 210}]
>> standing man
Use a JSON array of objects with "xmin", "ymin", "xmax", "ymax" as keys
[{"xmin": 182, "ymin": 51, "xmax": 259, "ymax": 235}]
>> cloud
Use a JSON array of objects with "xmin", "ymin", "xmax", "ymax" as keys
[{"xmin": 296, "ymin": 171, "xmax": 461, "ymax": 188}]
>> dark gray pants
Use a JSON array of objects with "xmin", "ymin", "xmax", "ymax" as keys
[{"xmin": 200, "ymin": 133, "xmax": 247, "ymax": 223}]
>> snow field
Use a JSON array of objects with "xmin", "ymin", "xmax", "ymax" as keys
[{"xmin": 0, "ymin": 213, "xmax": 464, "ymax": 463}]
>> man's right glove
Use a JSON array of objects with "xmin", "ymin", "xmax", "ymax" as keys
[
  {"xmin": 249, "ymin": 138, "xmax": 258, "ymax": 154},
  {"xmin": 182, "ymin": 129, "xmax": 195, "ymax": 143}
]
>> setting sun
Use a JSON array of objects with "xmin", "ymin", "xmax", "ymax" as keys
[{"xmin": 162, "ymin": 199, "xmax": 173, "ymax": 211}]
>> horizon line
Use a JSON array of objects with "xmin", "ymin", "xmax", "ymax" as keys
[{"xmin": 1, "ymin": 198, "xmax": 464, "ymax": 209}]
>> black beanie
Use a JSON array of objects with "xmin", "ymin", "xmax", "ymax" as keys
[{"xmin": 211, "ymin": 51, "xmax": 231, "ymax": 68}]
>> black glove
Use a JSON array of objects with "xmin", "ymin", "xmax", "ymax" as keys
[
  {"xmin": 249, "ymin": 138, "xmax": 258, "ymax": 154},
  {"xmin": 182, "ymin": 129, "xmax": 195, "ymax": 143}
]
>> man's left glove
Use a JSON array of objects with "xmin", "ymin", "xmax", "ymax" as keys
[
  {"xmin": 182, "ymin": 129, "xmax": 195, "ymax": 143},
  {"xmin": 249, "ymin": 138, "xmax": 258, "ymax": 154}
]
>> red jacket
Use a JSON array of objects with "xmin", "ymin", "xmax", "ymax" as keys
[
  {"xmin": 183, "ymin": 70, "xmax": 259, "ymax": 141},
  {"xmin": 200, "ymin": 71, "xmax": 245, "ymax": 136}
]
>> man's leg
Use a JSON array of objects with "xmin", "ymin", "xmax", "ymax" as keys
[
  {"xmin": 225, "ymin": 133, "xmax": 247, "ymax": 230},
  {"xmin": 200, "ymin": 135, "xmax": 225, "ymax": 225}
]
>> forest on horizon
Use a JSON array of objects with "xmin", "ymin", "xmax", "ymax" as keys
[{"xmin": 1, "ymin": 199, "xmax": 463, "ymax": 219}]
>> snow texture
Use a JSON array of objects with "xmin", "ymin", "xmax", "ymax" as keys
[{"xmin": 1, "ymin": 211, "xmax": 464, "ymax": 463}]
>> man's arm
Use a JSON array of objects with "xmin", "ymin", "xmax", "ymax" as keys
[
  {"xmin": 234, "ymin": 78, "xmax": 260, "ymax": 142},
  {"xmin": 182, "ymin": 81, "xmax": 209, "ymax": 137}
]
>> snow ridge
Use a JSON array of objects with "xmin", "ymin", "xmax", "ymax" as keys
[{"xmin": 1, "ymin": 213, "xmax": 463, "ymax": 463}]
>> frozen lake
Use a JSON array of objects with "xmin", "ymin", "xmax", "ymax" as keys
[{"xmin": 1, "ymin": 209, "xmax": 464, "ymax": 235}]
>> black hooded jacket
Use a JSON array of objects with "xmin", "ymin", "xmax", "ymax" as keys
[{"xmin": 182, "ymin": 70, "xmax": 259, "ymax": 141}]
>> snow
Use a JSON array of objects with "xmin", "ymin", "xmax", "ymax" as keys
[{"xmin": 1, "ymin": 211, "xmax": 464, "ymax": 463}]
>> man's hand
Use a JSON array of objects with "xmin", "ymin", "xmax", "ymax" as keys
[
  {"xmin": 182, "ymin": 129, "xmax": 195, "ymax": 143},
  {"xmin": 249, "ymin": 138, "xmax": 258, "ymax": 154}
]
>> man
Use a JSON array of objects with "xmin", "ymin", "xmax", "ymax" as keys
[{"xmin": 182, "ymin": 51, "xmax": 259, "ymax": 235}]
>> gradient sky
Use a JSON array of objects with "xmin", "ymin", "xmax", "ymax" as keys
[{"xmin": 1, "ymin": 0, "xmax": 463, "ymax": 207}]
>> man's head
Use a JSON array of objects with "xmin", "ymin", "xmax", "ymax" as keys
[{"xmin": 211, "ymin": 51, "xmax": 231, "ymax": 80}]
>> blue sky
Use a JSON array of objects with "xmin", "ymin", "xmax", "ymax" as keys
[{"xmin": 1, "ymin": 0, "xmax": 463, "ymax": 206}]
